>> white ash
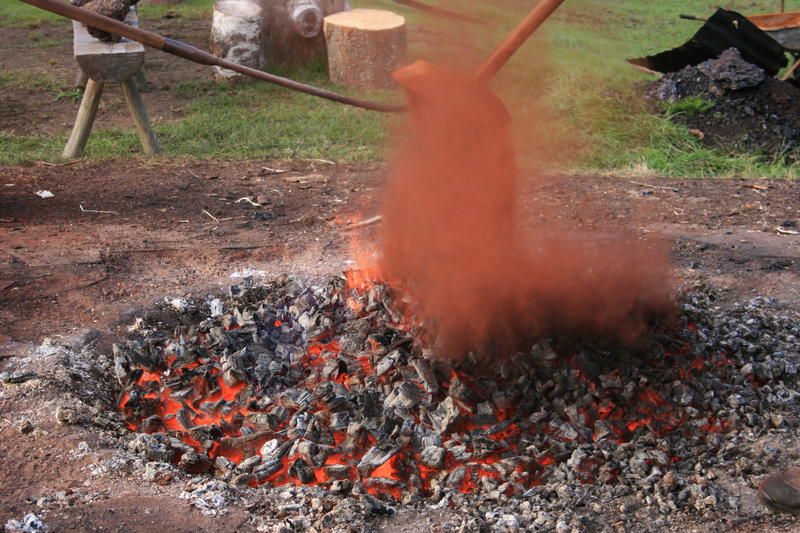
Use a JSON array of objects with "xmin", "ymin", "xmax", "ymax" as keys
[
  {"xmin": 4, "ymin": 513, "xmax": 47, "ymax": 533},
  {"xmin": 179, "ymin": 480, "xmax": 236, "ymax": 516}
]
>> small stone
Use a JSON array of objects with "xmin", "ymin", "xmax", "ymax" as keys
[
  {"xmin": 420, "ymin": 446, "xmax": 445, "ymax": 469},
  {"xmin": 273, "ymin": 523, "xmax": 293, "ymax": 533},
  {"xmin": 178, "ymin": 451, "xmax": 214, "ymax": 474},
  {"xmin": 496, "ymin": 514, "xmax": 520, "ymax": 532},
  {"xmin": 0, "ymin": 370, "xmax": 36, "ymax": 384},
  {"xmin": 56, "ymin": 406, "xmax": 80, "ymax": 425},
  {"xmin": 62, "ymin": 327, "xmax": 102, "ymax": 350},
  {"xmin": 19, "ymin": 420, "xmax": 34, "ymax": 434},
  {"xmin": 142, "ymin": 462, "xmax": 178, "ymax": 485},
  {"xmin": 5, "ymin": 513, "xmax": 47, "ymax": 533},
  {"xmin": 659, "ymin": 471, "xmax": 678, "ymax": 492}
]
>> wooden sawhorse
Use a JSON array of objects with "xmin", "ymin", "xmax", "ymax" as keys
[{"xmin": 63, "ymin": 7, "xmax": 160, "ymax": 158}]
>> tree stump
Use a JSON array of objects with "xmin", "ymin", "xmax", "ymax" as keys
[
  {"xmin": 260, "ymin": 0, "xmax": 349, "ymax": 69},
  {"xmin": 210, "ymin": 0, "xmax": 263, "ymax": 82},
  {"xmin": 323, "ymin": 9, "xmax": 406, "ymax": 90}
]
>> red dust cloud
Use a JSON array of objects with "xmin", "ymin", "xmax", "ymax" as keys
[{"xmin": 377, "ymin": 59, "xmax": 676, "ymax": 359}]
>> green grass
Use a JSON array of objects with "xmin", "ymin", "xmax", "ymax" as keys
[
  {"xmin": 661, "ymin": 95, "xmax": 716, "ymax": 117},
  {"xmin": 0, "ymin": 68, "xmax": 67, "ymax": 92},
  {"xmin": 0, "ymin": 1, "xmax": 64, "ymax": 27},
  {"xmin": 0, "ymin": 0, "xmax": 217, "ymax": 26},
  {"xmin": 1, "ymin": 0, "xmax": 800, "ymax": 176},
  {"xmin": 0, "ymin": 72, "xmax": 390, "ymax": 165},
  {"xmin": 156, "ymin": 79, "xmax": 387, "ymax": 162}
]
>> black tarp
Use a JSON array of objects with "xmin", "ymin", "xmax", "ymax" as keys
[{"xmin": 628, "ymin": 8, "xmax": 787, "ymax": 76}]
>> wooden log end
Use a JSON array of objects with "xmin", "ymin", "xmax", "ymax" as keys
[
  {"xmin": 323, "ymin": 9, "xmax": 407, "ymax": 90},
  {"xmin": 323, "ymin": 8, "xmax": 405, "ymax": 31}
]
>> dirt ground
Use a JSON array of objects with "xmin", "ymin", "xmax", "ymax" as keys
[
  {"xmin": 2, "ymin": 158, "xmax": 800, "ymax": 532},
  {"xmin": 3, "ymin": 12, "xmax": 800, "ymax": 533},
  {"xmin": 2, "ymin": 160, "xmax": 800, "ymax": 343}
]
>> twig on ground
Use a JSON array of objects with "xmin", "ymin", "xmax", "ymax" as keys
[
  {"xmin": 630, "ymin": 180, "xmax": 679, "ymax": 192},
  {"xmin": 0, "ymin": 248, "xmax": 28, "ymax": 265},
  {"xmin": 261, "ymin": 166, "xmax": 289, "ymax": 174},
  {"xmin": 112, "ymin": 243, "xmax": 273, "ymax": 254},
  {"xmin": 629, "ymin": 63, "xmax": 663, "ymax": 77},
  {"xmin": 235, "ymin": 197, "xmax": 261, "ymax": 207},
  {"xmin": 346, "ymin": 215, "xmax": 382, "ymax": 230},
  {"xmin": 202, "ymin": 210, "xmax": 220, "ymax": 223},
  {"xmin": 80, "ymin": 204, "xmax": 119, "ymax": 215},
  {"xmin": 37, "ymin": 159, "xmax": 81, "ymax": 167}
]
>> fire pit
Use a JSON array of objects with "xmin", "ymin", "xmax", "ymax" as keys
[{"xmin": 86, "ymin": 271, "xmax": 800, "ymax": 531}]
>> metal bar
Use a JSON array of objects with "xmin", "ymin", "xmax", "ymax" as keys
[{"xmin": 475, "ymin": 0, "xmax": 567, "ymax": 83}]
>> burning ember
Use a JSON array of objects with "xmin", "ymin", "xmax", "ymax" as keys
[{"xmin": 115, "ymin": 275, "xmax": 784, "ymax": 506}]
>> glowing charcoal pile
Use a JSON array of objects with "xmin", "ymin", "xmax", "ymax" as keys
[{"xmin": 115, "ymin": 275, "xmax": 800, "ymax": 529}]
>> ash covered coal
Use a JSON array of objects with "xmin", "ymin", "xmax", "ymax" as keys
[
  {"xmin": 99, "ymin": 273, "xmax": 800, "ymax": 531},
  {"xmin": 648, "ymin": 48, "xmax": 800, "ymax": 156}
]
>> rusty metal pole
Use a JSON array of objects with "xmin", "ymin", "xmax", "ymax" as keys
[{"xmin": 475, "ymin": 0, "xmax": 567, "ymax": 83}]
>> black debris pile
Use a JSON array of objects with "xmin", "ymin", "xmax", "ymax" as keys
[
  {"xmin": 647, "ymin": 48, "xmax": 800, "ymax": 156},
  {"xmin": 629, "ymin": 9, "xmax": 787, "ymax": 77}
]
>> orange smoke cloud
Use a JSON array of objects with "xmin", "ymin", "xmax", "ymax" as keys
[{"xmin": 378, "ymin": 60, "xmax": 675, "ymax": 359}]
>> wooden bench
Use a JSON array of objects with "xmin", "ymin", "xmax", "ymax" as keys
[{"xmin": 63, "ymin": 7, "xmax": 160, "ymax": 158}]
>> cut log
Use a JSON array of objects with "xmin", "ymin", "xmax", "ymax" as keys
[
  {"xmin": 261, "ymin": 0, "xmax": 349, "ymax": 69},
  {"xmin": 210, "ymin": 0, "xmax": 263, "ymax": 82},
  {"xmin": 323, "ymin": 8, "xmax": 406, "ymax": 90}
]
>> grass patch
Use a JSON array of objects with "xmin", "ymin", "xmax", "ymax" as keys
[
  {"xmin": 0, "ymin": 68, "xmax": 67, "ymax": 92},
  {"xmin": 0, "ymin": 0, "xmax": 216, "ymax": 27},
  {"xmin": 0, "ymin": 1, "xmax": 64, "ymax": 27},
  {"xmin": 0, "ymin": 76, "xmax": 389, "ymax": 165},
  {"xmin": 155, "ymin": 81, "xmax": 387, "ymax": 162},
  {"xmin": 661, "ymin": 95, "xmax": 716, "ymax": 118},
  {"xmin": 0, "ymin": 133, "xmax": 65, "ymax": 165}
]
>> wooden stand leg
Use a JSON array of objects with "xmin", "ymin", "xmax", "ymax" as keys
[
  {"xmin": 120, "ymin": 78, "xmax": 161, "ymax": 155},
  {"xmin": 74, "ymin": 68, "xmax": 88, "ymax": 89},
  {"xmin": 62, "ymin": 78, "xmax": 104, "ymax": 159}
]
